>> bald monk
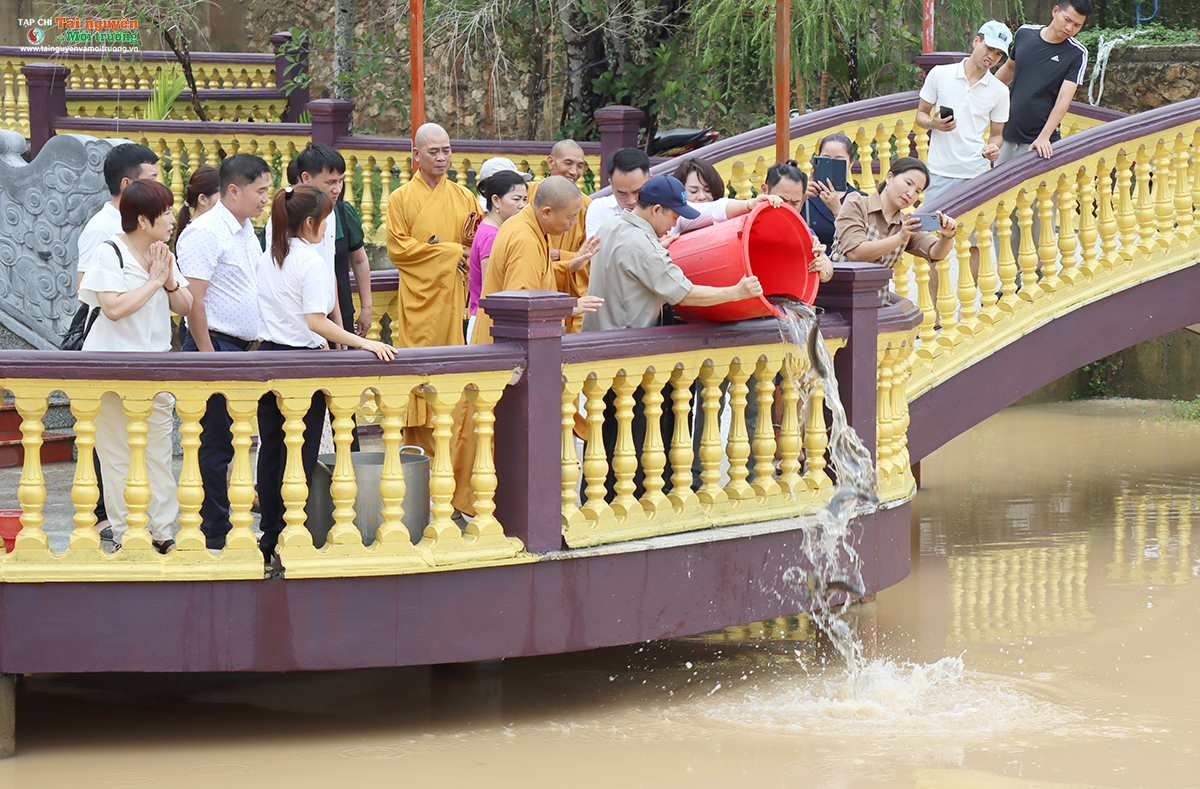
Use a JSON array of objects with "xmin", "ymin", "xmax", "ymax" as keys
[
  {"xmin": 451, "ymin": 176, "xmax": 602, "ymax": 515},
  {"xmin": 527, "ymin": 140, "xmax": 593, "ymax": 332},
  {"xmin": 386, "ymin": 123, "xmax": 479, "ymax": 455}
]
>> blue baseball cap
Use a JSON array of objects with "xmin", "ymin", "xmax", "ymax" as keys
[{"xmin": 638, "ymin": 174, "xmax": 700, "ymax": 219}]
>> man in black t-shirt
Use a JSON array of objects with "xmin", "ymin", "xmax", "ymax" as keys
[{"xmin": 995, "ymin": 0, "xmax": 1090, "ymax": 162}]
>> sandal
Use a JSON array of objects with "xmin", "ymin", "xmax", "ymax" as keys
[{"xmin": 153, "ymin": 539, "xmax": 175, "ymax": 555}]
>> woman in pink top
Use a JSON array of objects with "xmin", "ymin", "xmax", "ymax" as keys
[{"xmin": 467, "ymin": 170, "xmax": 527, "ymax": 342}]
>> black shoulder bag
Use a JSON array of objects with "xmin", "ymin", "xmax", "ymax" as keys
[{"xmin": 60, "ymin": 240, "xmax": 124, "ymax": 351}]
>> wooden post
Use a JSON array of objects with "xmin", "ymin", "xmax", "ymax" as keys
[
  {"xmin": 922, "ymin": 0, "xmax": 935, "ymax": 53},
  {"xmin": 270, "ymin": 31, "xmax": 310, "ymax": 123},
  {"xmin": 483, "ymin": 290, "xmax": 576, "ymax": 553},
  {"xmin": 410, "ymin": 0, "xmax": 425, "ymax": 136},
  {"xmin": 775, "ymin": 0, "xmax": 791, "ymax": 165},
  {"xmin": 21, "ymin": 63, "xmax": 69, "ymax": 157},
  {"xmin": 594, "ymin": 105, "xmax": 644, "ymax": 189}
]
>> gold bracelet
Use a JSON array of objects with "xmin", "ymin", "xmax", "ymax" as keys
[{"xmin": 164, "ymin": 281, "xmax": 181, "ymax": 293}]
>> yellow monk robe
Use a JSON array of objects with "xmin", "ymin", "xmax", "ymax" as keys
[
  {"xmin": 386, "ymin": 173, "xmax": 479, "ymax": 456},
  {"xmin": 385, "ymin": 174, "xmax": 478, "ymax": 348},
  {"xmin": 453, "ymin": 204, "xmax": 568, "ymax": 515},
  {"xmin": 526, "ymin": 180, "xmax": 591, "ymax": 333}
]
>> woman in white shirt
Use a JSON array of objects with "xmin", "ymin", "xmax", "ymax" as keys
[
  {"xmin": 79, "ymin": 179, "xmax": 194, "ymax": 554},
  {"xmin": 256, "ymin": 185, "xmax": 396, "ymax": 564}
]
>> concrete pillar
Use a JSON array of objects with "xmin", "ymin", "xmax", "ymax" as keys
[
  {"xmin": 594, "ymin": 105, "xmax": 644, "ymax": 189},
  {"xmin": 22, "ymin": 63, "xmax": 70, "ymax": 157},
  {"xmin": 308, "ymin": 99, "xmax": 354, "ymax": 147}
]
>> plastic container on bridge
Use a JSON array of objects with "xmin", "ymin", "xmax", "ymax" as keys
[{"xmin": 669, "ymin": 202, "xmax": 818, "ymax": 323}]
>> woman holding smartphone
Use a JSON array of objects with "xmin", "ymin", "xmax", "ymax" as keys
[
  {"xmin": 831, "ymin": 157, "xmax": 956, "ymax": 270},
  {"xmin": 803, "ymin": 133, "xmax": 866, "ymax": 250}
]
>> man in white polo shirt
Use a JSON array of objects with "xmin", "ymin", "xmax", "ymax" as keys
[
  {"xmin": 177, "ymin": 153, "xmax": 272, "ymax": 550},
  {"xmin": 916, "ymin": 20, "xmax": 1012, "ymax": 204}
]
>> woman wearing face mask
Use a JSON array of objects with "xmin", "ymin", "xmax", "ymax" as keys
[
  {"xmin": 802, "ymin": 133, "xmax": 865, "ymax": 250},
  {"xmin": 80, "ymin": 179, "xmax": 194, "ymax": 554},
  {"xmin": 467, "ymin": 170, "xmax": 528, "ymax": 343},
  {"xmin": 831, "ymin": 157, "xmax": 956, "ymax": 270}
]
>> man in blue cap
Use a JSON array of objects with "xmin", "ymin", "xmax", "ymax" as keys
[{"xmin": 584, "ymin": 173, "xmax": 762, "ymax": 501}]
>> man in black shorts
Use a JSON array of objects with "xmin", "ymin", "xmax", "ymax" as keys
[{"xmin": 995, "ymin": 0, "xmax": 1090, "ymax": 162}]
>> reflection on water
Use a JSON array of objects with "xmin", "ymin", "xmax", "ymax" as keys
[{"xmin": 4, "ymin": 399, "xmax": 1200, "ymax": 787}]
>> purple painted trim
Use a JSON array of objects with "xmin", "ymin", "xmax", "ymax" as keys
[
  {"xmin": 1, "ymin": 46, "xmax": 275, "ymax": 65},
  {"xmin": 0, "ymin": 503, "xmax": 909, "ymax": 672},
  {"xmin": 51, "ymin": 116, "xmax": 311, "ymax": 136},
  {"xmin": 0, "ymin": 345, "xmax": 524, "ymax": 383},
  {"xmin": 923, "ymin": 97, "xmax": 1186, "ymax": 216},
  {"xmin": 350, "ymin": 269, "xmax": 397, "ymax": 295},
  {"xmin": 66, "ymin": 88, "xmax": 286, "ymax": 102},
  {"xmin": 333, "ymin": 134, "xmax": 600, "ymax": 157},
  {"xmin": 878, "ymin": 294, "xmax": 923, "ymax": 335},
  {"xmin": 908, "ymin": 263, "xmax": 1200, "ymax": 462}
]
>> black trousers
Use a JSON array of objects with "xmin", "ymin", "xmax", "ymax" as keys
[{"xmin": 589, "ymin": 383, "xmax": 677, "ymax": 504}]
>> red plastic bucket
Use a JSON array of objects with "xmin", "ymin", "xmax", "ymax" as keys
[
  {"xmin": 0, "ymin": 509, "xmax": 21, "ymax": 553},
  {"xmin": 670, "ymin": 202, "xmax": 818, "ymax": 323}
]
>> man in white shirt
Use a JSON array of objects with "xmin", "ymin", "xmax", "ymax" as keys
[
  {"xmin": 916, "ymin": 20, "xmax": 1012, "ymax": 203},
  {"xmin": 74, "ymin": 141, "xmax": 159, "ymax": 542},
  {"xmin": 177, "ymin": 153, "xmax": 272, "ymax": 550},
  {"xmin": 584, "ymin": 148, "xmax": 650, "ymax": 238}
]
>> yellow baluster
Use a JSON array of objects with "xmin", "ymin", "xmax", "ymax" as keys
[
  {"xmin": 802, "ymin": 384, "xmax": 831, "ymax": 490},
  {"xmin": 1134, "ymin": 145, "xmax": 1155, "ymax": 251},
  {"xmin": 68, "ymin": 64, "xmax": 81, "ymax": 90},
  {"xmin": 455, "ymin": 156, "xmax": 469, "ymax": 188},
  {"xmin": 1191, "ymin": 131, "xmax": 1200, "ymax": 232},
  {"xmin": 466, "ymin": 387, "xmax": 504, "ymax": 539},
  {"xmin": 876, "ymin": 347, "xmax": 895, "ymax": 481},
  {"xmin": 187, "ymin": 138, "xmax": 203, "ymax": 173},
  {"xmin": 750, "ymin": 358, "xmax": 779, "ymax": 498},
  {"xmin": 1035, "ymin": 181, "xmax": 1060, "ymax": 293},
  {"xmin": 995, "ymin": 200, "xmax": 1018, "ymax": 310},
  {"xmin": 933, "ymin": 237, "xmax": 957, "ymax": 341},
  {"xmin": 891, "ymin": 348, "xmax": 912, "ymax": 475},
  {"xmin": 730, "ymin": 161, "xmax": 752, "ymax": 199},
  {"xmin": 1116, "ymin": 151, "xmax": 1137, "ymax": 260},
  {"xmin": 724, "ymin": 359, "xmax": 753, "ymax": 501},
  {"xmin": 375, "ymin": 392, "xmax": 410, "ymax": 544},
  {"xmin": 668, "ymin": 367, "xmax": 699, "ymax": 509},
  {"xmin": 276, "ymin": 393, "xmax": 316, "ymax": 553},
  {"xmin": 173, "ymin": 394, "xmax": 206, "ymax": 552},
  {"xmin": 380, "ymin": 157, "xmax": 394, "ymax": 217},
  {"xmin": 915, "ymin": 125, "xmax": 930, "ymax": 162},
  {"xmin": 360, "ymin": 157, "xmax": 376, "ymax": 239},
  {"xmin": 777, "ymin": 355, "xmax": 802, "ymax": 494},
  {"xmin": 855, "ymin": 128, "xmax": 875, "ymax": 191},
  {"xmin": 562, "ymin": 380, "xmax": 585, "ymax": 529},
  {"xmin": 892, "ymin": 247, "xmax": 911, "ymax": 302},
  {"xmin": 67, "ymin": 393, "xmax": 102, "ymax": 552},
  {"xmin": 1055, "ymin": 174, "xmax": 1079, "ymax": 286},
  {"xmin": 1096, "ymin": 158, "xmax": 1117, "ymax": 271},
  {"xmin": 638, "ymin": 369, "xmax": 671, "ymax": 515},
  {"xmin": 1154, "ymin": 139, "xmax": 1174, "ymax": 247},
  {"xmin": 954, "ymin": 224, "xmax": 977, "ymax": 332},
  {"xmin": 974, "ymin": 210, "xmax": 998, "ymax": 324},
  {"xmin": 251, "ymin": 69, "xmax": 264, "ymax": 89},
  {"xmin": 398, "ymin": 156, "xmax": 411, "ymax": 187},
  {"xmin": 581, "ymin": 375, "xmax": 615, "ymax": 521},
  {"xmin": 1077, "ymin": 165, "xmax": 1098, "ymax": 278},
  {"xmin": 16, "ymin": 68, "xmax": 29, "ymax": 136},
  {"xmin": 696, "ymin": 363, "xmax": 727, "ymax": 507},
  {"xmin": 326, "ymin": 393, "xmax": 361, "ymax": 545},
  {"xmin": 420, "ymin": 387, "xmax": 460, "ymax": 543},
  {"xmin": 169, "ymin": 138, "xmax": 185, "ymax": 207},
  {"xmin": 226, "ymin": 394, "xmax": 260, "ymax": 550},
  {"xmin": 1174, "ymin": 133, "xmax": 1195, "ymax": 243},
  {"xmin": 913, "ymin": 254, "xmax": 937, "ymax": 346},
  {"xmin": 874, "ymin": 124, "xmax": 892, "ymax": 171},
  {"xmin": 609, "ymin": 372, "xmax": 641, "ymax": 519},
  {"xmin": 14, "ymin": 394, "xmax": 48, "ymax": 551},
  {"xmin": 1015, "ymin": 189, "xmax": 1041, "ymax": 301},
  {"xmin": 118, "ymin": 395, "xmax": 155, "ymax": 552},
  {"xmin": 1, "ymin": 67, "xmax": 14, "ymax": 130}
]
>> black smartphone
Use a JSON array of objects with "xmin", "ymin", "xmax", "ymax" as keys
[
  {"xmin": 911, "ymin": 213, "xmax": 942, "ymax": 232},
  {"xmin": 939, "ymin": 106, "xmax": 955, "ymax": 119},
  {"xmin": 811, "ymin": 156, "xmax": 848, "ymax": 192}
]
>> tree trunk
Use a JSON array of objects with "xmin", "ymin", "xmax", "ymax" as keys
[
  {"xmin": 333, "ymin": 0, "xmax": 355, "ymax": 102},
  {"xmin": 557, "ymin": 0, "xmax": 606, "ymax": 134},
  {"xmin": 162, "ymin": 27, "xmax": 210, "ymax": 122}
]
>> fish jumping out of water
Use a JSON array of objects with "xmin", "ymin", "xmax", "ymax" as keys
[{"xmin": 802, "ymin": 570, "xmax": 865, "ymax": 603}]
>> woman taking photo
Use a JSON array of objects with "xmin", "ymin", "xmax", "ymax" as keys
[
  {"xmin": 79, "ymin": 179, "xmax": 193, "ymax": 554},
  {"xmin": 467, "ymin": 169, "xmax": 527, "ymax": 342},
  {"xmin": 832, "ymin": 157, "xmax": 956, "ymax": 271},
  {"xmin": 802, "ymin": 133, "xmax": 865, "ymax": 250},
  {"xmin": 256, "ymin": 185, "xmax": 396, "ymax": 565}
]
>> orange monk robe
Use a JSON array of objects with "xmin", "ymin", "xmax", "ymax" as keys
[
  {"xmin": 527, "ymin": 180, "xmax": 591, "ymax": 333},
  {"xmin": 385, "ymin": 174, "xmax": 478, "ymax": 348}
]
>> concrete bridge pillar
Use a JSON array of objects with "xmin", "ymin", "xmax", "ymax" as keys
[
  {"xmin": 22, "ymin": 63, "xmax": 70, "ymax": 158},
  {"xmin": 308, "ymin": 98, "xmax": 354, "ymax": 147},
  {"xmin": 594, "ymin": 105, "xmax": 644, "ymax": 189}
]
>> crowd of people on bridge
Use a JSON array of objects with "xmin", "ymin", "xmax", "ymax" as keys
[{"xmin": 68, "ymin": 0, "xmax": 1092, "ymax": 565}]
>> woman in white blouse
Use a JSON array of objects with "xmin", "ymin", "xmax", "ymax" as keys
[
  {"xmin": 79, "ymin": 179, "xmax": 194, "ymax": 554},
  {"xmin": 256, "ymin": 185, "xmax": 395, "ymax": 565}
]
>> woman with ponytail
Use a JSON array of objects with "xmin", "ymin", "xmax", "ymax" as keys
[
  {"xmin": 172, "ymin": 166, "xmax": 219, "ymax": 250},
  {"xmin": 255, "ymin": 185, "xmax": 396, "ymax": 565}
]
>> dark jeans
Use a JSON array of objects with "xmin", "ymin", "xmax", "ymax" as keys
[
  {"xmin": 182, "ymin": 332, "xmax": 250, "ymax": 547},
  {"xmin": 690, "ymin": 375, "xmax": 759, "ymax": 485},
  {"xmin": 255, "ymin": 339, "xmax": 327, "ymax": 558},
  {"xmin": 589, "ymin": 383, "xmax": 677, "ymax": 504}
]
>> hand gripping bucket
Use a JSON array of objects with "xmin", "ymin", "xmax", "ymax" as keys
[{"xmin": 669, "ymin": 202, "xmax": 819, "ymax": 323}]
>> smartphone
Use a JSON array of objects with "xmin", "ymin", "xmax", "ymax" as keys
[
  {"xmin": 939, "ymin": 106, "xmax": 955, "ymax": 119},
  {"xmin": 911, "ymin": 213, "xmax": 942, "ymax": 232},
  {"xmin": 811, "ymin": 156, "xmax": 848, "ymax": 192}
]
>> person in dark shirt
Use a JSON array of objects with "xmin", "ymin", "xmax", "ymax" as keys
[
  {"xmin": 802, "ymin": 133, "xmax": 866, "ymax": 250},
  {"xmin": 995, "ymin": 0, "xmax": 1090, "ymax": 162}
]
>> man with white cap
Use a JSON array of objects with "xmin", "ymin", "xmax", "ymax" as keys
[{"xmin": 915, "ymin": 20, "xmax": 1013, "ymax": 203}]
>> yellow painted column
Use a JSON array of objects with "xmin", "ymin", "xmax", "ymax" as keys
[
  {"xmin": 638, "ymin": 369, "xmax": 671, "ymax": 515},
  {"xmin": 581, "ymin": 375, "xmax": 614, "ymax": 523},
  {"xmin": 953, "ymin": 226, "xmax": 977, "ymax": 333},
  {"xmin": 696, "ymin": 363, "xmax": 727, "ymax": 507},
  {"xmin": 420, "ymin": 387, "xmax": 462, "ymax": 542},
  {"xmin": 668, "ymin": 367, "xmax": 699, "ymax": 509},
  {"xmin": 1153, "ymin": 140, "xmax": 1175, "ymax": 246},
  {"xmin": 326, "ymin": 393, "xmax": 361, "ymax": 546},
  {"xmin": 802, "ymin": 385, "xmax": 831, "ymax": 491},
  {"xmin": 361, "ymin": 158, "xmax": 377, "ymax": 239},
  {"xmin": 750, "ymin": 358, "xmax": 779, "ymax": 498},
  {"xmin": 1015, "ymin": 189, "xmax": 1041, "ymax": 302},
  {"xmin": 609, "ymin": 372, "xmax": 641, "ymax": 519},
  {"xmin": 1035, "ymin": 181, "xmax": 1060, "ymax": 293},
  {"xmin": 174, "ymin": 393, "xmax": 207, "ymax": 552},
  {"xmin": 776, "ymin": 358, "xmax": 802, "ymax": 495},
  {"xmin": 1055, "ymin": 174, "xmax": 1079, "ymax": 285},
  {"xmin": 1173, "ymin": 134, "xmax": 1194, "ymax": 243},
  {"xmin": 277, "ymin": 393, "xmax": 317, "ymax": 551},
  {"xmin": 465, "ymin": 387, "xmax": 504, "ymax": 538},
  {"xmin": 561, "ymin": 378, "xmax": 586, "ymax": 530},
  {"xmin": 1134, "ymin": 145, "xmax": 1155, "ymax": 252},
  {"xmin": 723, "ymin": 360, "xmax": 753, "ymax": 502},
  {"xmin": 913, "ymin": 255, "xmax": 936, "ymax": 345},
  {"xmin": 876, "ymin": 347, "xmax": 895, "ymax": 482},
  {"xmin": 376, "ymin": 391, "xmax": 410, "ymax": 544},
  {"xmin": 226, "ymin": 393, "xmax": 260, "ymax": 551},
  {"xmin": 67, "ymin": 393, "xmax": 101, "ymax": 552},
  {"xmin": 974, "ymin": 211, "xmax": 998, "ymax": 324},
  {"xmin": 1077, "ymin": 165, "xmax": 1099, "ymax": 278},
  {"xmin": 118, "ymin": 396, "xmax": 155, "ymax": 553},
  {"xmin": 995, "ymin": 200, "xmax": 1018, "ymax": 310}
]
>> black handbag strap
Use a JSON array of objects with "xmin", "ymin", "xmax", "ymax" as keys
[{"xmin": 104, "ymin": 239, "xmax": 124, "ymax": 268}]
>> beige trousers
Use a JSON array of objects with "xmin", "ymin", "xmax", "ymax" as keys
[{"xmin": 95, "ymin": 391, "xmax": 179, "ymax": 543}]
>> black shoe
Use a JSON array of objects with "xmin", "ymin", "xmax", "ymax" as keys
[
  {"xmin": 153, "ymin": 539, "xmax": 175, "ymax": 555},
  {"xmin": 205, "ymin": 535, "xmax": 226, "ymax": 551}
]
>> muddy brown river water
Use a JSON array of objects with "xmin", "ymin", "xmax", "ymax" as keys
[{"xmin": 2, "ymin": 399, "xmax": 1198, "ymax": 788}]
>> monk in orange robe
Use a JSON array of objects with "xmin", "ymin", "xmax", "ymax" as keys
[
  {"xmin": 451, "ymin": 176, "xmax": 602, "ymax": 515},
  {"xmin": 525, "ymin": 140, "xmax": 593, "ymax": 332},
  {"xmin": 386, "ymin": 122, "xmax": 479, "ymax": 456}
]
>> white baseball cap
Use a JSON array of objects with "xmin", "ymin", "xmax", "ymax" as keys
[
  {"xmin": 978, "ymin": 20, "xmax": 1013, "ymax": 55},
  {"xmin": 477, "ymin": 156, "xmax": 533, "ymax": 184}
]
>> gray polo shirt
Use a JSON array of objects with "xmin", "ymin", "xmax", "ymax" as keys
[{"xmin": 582, "ymin": 211, "xmax": 693, "ymax": 332}]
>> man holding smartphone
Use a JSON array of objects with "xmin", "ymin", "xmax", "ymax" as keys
[{"xmin": 915, "ymin": 20, "xmax": 1013, "ymax": 203}]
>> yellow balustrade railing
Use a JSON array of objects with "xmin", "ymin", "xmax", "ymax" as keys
[
  {"xmin": 902, "ymin": 106, "xmax": 1200, "ymax": 400},
  {"xmin": 876, "ymin": 323, "xmax": 918, "ymax": 503},
  {"xmin": 1, "ymin": 54, "xmax": 277, "ymax": 135},
  {"xmin": 0, "ymin": 366, "xmax": 523, "ymax": 582},
  {"xmin": 1109, "ymin": 490, "xmax": 1195, "ymax": 587},
  {"xmin": 65, "ymin": 95, "xmax": 287, "ymax": 123}
]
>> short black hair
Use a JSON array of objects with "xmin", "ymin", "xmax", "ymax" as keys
[
  {"xmin": 609, "ymin": 147, "xmax": 650, "ymax": 177},
  {"xmin": 295, "ymin": 143, "xmax": 346, "ymax": 180},
  {"xmin": 765, "ymin": 159, "xmax": 807, "ymax": 191},
  {"xmin": 219, "ymin": 153, "xmax": 271, "ymax": 195},
  {"xmin": 1062, "ymin": 0, "xmax": 1092, "ymax": 17},
  {"xmin": 103, "ymin": 143, "xmax": 158, "ymax": 196},
  {"xmin": 120, "ymin": 179, "xmax": 174, "ymax": 233}
]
